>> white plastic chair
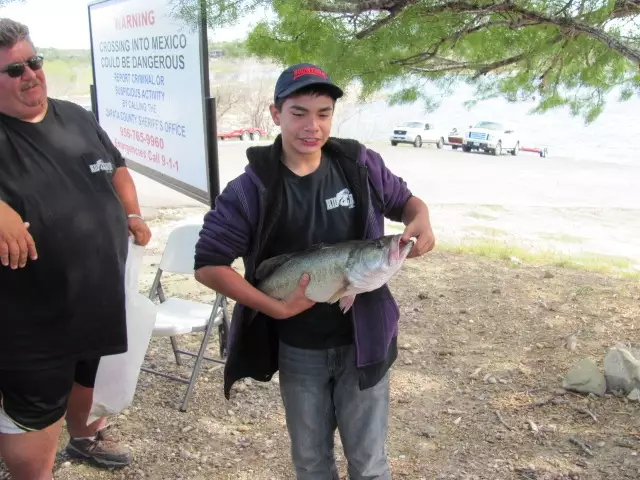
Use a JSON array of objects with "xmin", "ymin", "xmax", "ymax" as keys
[{"xmin": 140, "ymin": 221, "xmax": 230, "ymax": 412}]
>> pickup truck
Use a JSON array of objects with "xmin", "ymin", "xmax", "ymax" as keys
[
  {"xmin": 390, "ymin": 121, "xmax": 448, "ymax": 148},
  {"xmin": 462, "ymin": 121, "xmax": 520, "ymax": 156}
]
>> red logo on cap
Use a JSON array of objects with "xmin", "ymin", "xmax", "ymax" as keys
[{"xmin": 293, "ymin": 67, "xmax": 328, "ymax": 80}]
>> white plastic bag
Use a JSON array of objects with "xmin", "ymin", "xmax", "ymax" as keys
[{"xmin": 87, "ymin": 237, "xmax": 157, "ymax": 424}]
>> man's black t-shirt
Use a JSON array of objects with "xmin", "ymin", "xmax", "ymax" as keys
[
  {"xmin": 265, "ymin": 153, "xmax": 358, "ymax": 349},
  {"xmin": 0, "ymin": 98, "xmax": 129, "ymax": 370}
]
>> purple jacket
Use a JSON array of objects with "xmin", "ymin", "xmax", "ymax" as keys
[{"xmin": 194, "ymin": 136, "xmax": 413, "ymax": 398}]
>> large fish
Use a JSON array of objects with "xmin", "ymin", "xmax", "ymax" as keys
[{"xmin": 255, "ymin": 234, "xmax": 414, "ymax": 313}]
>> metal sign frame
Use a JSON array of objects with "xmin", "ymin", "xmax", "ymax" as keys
[{"xmin": 87, "ymin": 0, "xmax": 220, "ymax": 207}]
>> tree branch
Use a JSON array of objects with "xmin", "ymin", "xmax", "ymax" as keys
[{"xmin": 304, "ymin": 0, "xmax": 640, "ymax": 65}]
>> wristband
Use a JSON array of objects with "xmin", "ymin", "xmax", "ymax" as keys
[{"xmin": 127, "ymin": 214, "xmax": 144, "ymax": 221}]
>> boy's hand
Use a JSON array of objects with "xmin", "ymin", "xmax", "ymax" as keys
[
  {"xmin": 274, "ymin": 273, "xmax": 316, "ymax": 319},
  {"xmin": 402, "ymin": 216, "xmax": 435, "ymax": 259}
]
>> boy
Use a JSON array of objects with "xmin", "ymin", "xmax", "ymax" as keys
[{"xmin": 194, "ymin": 63, "xmax": 435, "ymax": 479}]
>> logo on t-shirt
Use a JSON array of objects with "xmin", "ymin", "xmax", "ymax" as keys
[
  {"xmin": 89, "ymin": 159, "xmax": 114, "ymax": 174},
  {"xmin": 325, "ymin": 188, "xmax": 355, "ymax": 210}
]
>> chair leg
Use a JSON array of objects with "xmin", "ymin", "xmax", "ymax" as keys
[
  {"xmin": 219, "ymin": 300, "xmax": 231, "ymax": 359},
  {"xmin": 170, "ymin": 336, "xmax": 182, "ymax": 366},
  {"xmin": 180, "ymin": 294, "xmax": 223, "ymax": 412}
]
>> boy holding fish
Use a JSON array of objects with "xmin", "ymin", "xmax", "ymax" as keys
[{"xmin": 195, "ymin": 63, "xmax": 435, "ymax": 479}]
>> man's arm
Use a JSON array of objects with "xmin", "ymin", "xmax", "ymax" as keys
[
  {"xmin": 91, "ymin": 113, "xmax": 152, "ymax": 247},
  {"xmin": 112, "ymin": 166, "xmax": 141, "ymax": 217},
  {"xmin": 111, "ymin": 166, "xmax": 152, "ymax": 247}
]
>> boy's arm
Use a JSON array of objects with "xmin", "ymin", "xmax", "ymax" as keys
[
  {"xmin": 400, "ymin": 196, "xmax": 435, "ymax": 258},
  {"xmin": 193, "ymin": 182, "xmax": 315, "ymax": 320},
  {"xmin": 366, "ymin": 148, "xmax": 435, "ymax": 258}
]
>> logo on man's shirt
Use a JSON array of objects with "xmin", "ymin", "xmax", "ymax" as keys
[
  {"xmin": 89, "ymin": 159, "xmax": 114, "ymax": 174},
  {"xmin": 325, "ymin": 188, "xmax": 355, "ymax": 210}
]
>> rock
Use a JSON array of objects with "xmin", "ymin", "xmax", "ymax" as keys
[
  {"xmin": 543, "ymin": 271, "xmax": 554, "ymax": 279},
  {"xmin": 562, "ymin": 358, "xmax": 607, "ymax": 396},
  {"xmin": 603, "ymin": 346, "xmax": 640, "ymax": 394},
  {"xmin": 491, "ymin": 287, "xmax": 501, "ymax": 294},
  {"xmin": 628, "ymin": 388, "xmax": 640, "ymax": 402},
  {"xmin": 419, "ymin": 425, "xmax": 437, "ymax": 438}
]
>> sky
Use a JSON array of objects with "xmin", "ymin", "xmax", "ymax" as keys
[{"xmin": 1, "ymin": 0, "xmax": 263, "ymax": 49}]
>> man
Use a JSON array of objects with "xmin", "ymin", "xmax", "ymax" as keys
[
  {"xmin": 0, "ymin": 18, "xmax": 151, "ymax": 479},
  {"xmin": 194, "ymin": 62, "xmax": 435, "ymax": 479}
]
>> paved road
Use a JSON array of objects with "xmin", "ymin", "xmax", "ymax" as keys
[{"xmin": 133, "ymin": 140, "xmax": 639, "ymax": 209}]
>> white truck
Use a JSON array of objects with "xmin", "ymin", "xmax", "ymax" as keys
[
  {"xmin": 462, "ymin": 121, "xmax": 520, "ymax": 156},
  {"xmin": 390, "ymin": 121, "xmax": 448, "ymax": 149}
]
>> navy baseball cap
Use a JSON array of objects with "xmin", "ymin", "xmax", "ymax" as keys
[{"xmin": 274, "ymin": 63, "xmax": 344, "ymax": 104}]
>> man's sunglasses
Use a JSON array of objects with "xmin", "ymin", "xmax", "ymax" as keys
[{"xmin": 0, "ymin": 55, "xmax": 44, "ymax": 78}]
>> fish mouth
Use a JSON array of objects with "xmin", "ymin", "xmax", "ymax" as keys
[{"xmin": 388, "ymin": 234, "xmax": 414, "ymax": 264}]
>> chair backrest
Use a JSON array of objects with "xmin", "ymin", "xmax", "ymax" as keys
[{"xmin": 159, "ymin": 222, "xmax": 203, "ymax": 274}]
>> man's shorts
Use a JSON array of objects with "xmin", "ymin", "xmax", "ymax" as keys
[{"xmin": 0, "ymin": 358, "xmax": 100, "ymax": 435}]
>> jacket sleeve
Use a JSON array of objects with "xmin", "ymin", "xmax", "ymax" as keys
[
  {"xmin": 364, "ymin": 147, "xmax": 413, "ymax": 222},
  {"xmin": 194, "ymin": 178, "xmax": 254, "ymax": 269}
]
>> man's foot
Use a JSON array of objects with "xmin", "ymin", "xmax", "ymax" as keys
[{"xmin": 65, "ymin": 424, "xmax": 131, "ymax": 468}]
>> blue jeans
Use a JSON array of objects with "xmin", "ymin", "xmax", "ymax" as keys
[{"xmin": 278, "ymin": 341, "xmax": 391, "ymax": 480}]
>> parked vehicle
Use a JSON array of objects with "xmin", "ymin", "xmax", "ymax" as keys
[
  {"xmin": 390, "ymin": 121, "xmax": 448, "ymax": 148},
  {"xmin": 462, "ymin": 121, "xmax": 520, "ymax": 156},
  {"xmin": 447, "ymin": 127, "xmax": 464, "ymax": 149},
  {"xmin": 217, "ymin": 127, "xmax": 265, "ymax": 141}
]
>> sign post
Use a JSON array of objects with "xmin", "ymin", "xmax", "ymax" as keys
[{"xmin": 87, "ymin": 0, "xmax": 219, "ymax": 206}]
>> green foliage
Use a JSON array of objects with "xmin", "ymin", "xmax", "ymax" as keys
[
  {"xmin": 208, "ymin": 39, "xmax": 248, "ymax": 58},
  {"xmin": 170, "ymin": 0, "xmax": 640, "ymax": 124},
  {"xmin": 37, "ymin": 48, "xmax": 92, "ymax": 64}
]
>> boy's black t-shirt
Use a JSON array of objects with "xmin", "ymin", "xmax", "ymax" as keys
[
  {"xmin": 0, "ymin": 98, "xmax": 129, "ymax": 370},
  {"xmin": 264, "ymin": 153, "xmax": 358, "ymax": 349}
]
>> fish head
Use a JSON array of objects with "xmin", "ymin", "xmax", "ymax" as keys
[{"xmin": 349, "ymin": 235, "xmax": 414, "ymax": 290}]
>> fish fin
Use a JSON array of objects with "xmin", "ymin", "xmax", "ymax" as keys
[
  {"xmin": 327, "ymin": 285, "xmax": 348, "ymax": 304},
  {"xmin": 255, "ymin": 253, "xmax": 296, "ymax": 280},
  {"xmin": 339, "ymin": 295, "xmax": 356, "ymax": 313}
]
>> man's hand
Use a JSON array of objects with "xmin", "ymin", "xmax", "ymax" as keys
[
  {"xmin": 273, "ymin": 273, "xmax": 316, "ymax": 320},
  {"xmin": 127, "ymin": 217, "xmax": 152, "ymax": 246},
  {"xmin": 0, "ymin": 202, "xmax": 38, "ymax": 269},
  {"xmin": 401, "ymin": 197, "xmax": 436, "ymax": 259}
]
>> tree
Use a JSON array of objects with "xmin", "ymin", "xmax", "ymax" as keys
[{"xmin": 171, "ymin": 0, "xmax": 640, "ymax": 123}]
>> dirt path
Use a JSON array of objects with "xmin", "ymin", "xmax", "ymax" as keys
[{"xmin": 3, "ymin": 245, "xmax": 634, "ymax": 480}]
